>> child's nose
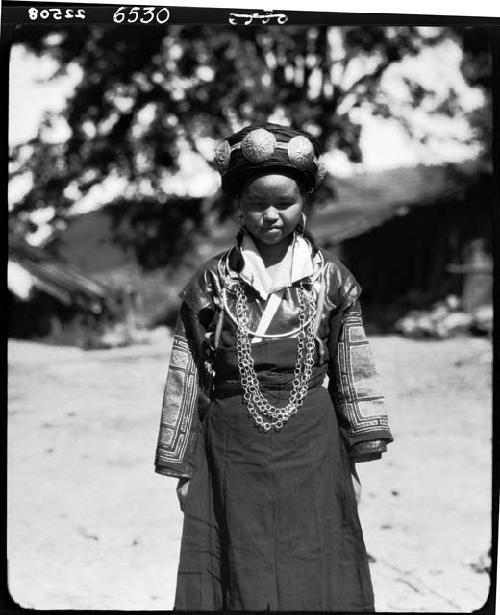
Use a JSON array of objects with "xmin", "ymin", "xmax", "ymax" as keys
[{"xmin": 263, "ymin": 207, "xmax": 279, "ymax": 221}]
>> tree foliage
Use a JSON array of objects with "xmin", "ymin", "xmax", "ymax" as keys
[
  {"xmin": 459, "ymin": 27, "xmax": 492, "ymax": 160},
  {"xmin": 9, "ymin": 24, "xmax": 491, "ymax": 268}
]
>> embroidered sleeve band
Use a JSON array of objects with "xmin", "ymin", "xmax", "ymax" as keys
[
  {"xmin": 155, "ymin": 311, "xmax": 203, "ymax": 478},
  {"xmin": 329, "ymin": 301, "xmax": 393, "ymax": 457}
]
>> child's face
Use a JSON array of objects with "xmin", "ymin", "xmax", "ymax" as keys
[{"xmin": 238, "ymin": 174, "xmax": 304, "ymax": 246}]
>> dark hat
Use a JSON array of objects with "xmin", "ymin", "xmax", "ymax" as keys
[{"xmin": 214, "ymin": 123, "xmax": 326, "ymax": 197}]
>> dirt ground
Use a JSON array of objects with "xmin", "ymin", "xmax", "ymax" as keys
[{"xmin": 7, "ymin": 333, "xmax": 492, "ymax": 611}]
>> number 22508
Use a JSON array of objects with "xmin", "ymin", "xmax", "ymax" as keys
[{"xmin": 28, "ymin": 8, "xmax": 86, "ymax": 20}]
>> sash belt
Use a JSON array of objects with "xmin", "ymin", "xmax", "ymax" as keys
[{"xmin": 212, "ymin": 366, "xmax": 327, "ymax": 399}]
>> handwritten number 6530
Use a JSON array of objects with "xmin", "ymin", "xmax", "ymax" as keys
[{"xmin": 113, "ymin": 6, "xmax": 170, "ymax": 24}]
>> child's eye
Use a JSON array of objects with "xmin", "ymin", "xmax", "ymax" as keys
[{"xmin": 243, "ymin": 200, "xmax": 296, "ymax": 211}]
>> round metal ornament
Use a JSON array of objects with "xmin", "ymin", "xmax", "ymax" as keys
[
  {"xmin": 214, "ymin": 140, "xmax": 231, "ymax": 175},
  {"xmin": 241, "ymin": 128, "xmax": 276, "ymax": 163},
  {"xmin": 288, "ymin": 135, "xmax": 315, "ymax": 170}
]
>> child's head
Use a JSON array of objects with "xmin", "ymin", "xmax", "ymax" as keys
[{"xmin": 214, "ymin": 124, "xmax": 325, "ymax": 244}]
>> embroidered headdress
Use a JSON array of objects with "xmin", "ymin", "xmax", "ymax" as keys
[{"xmin": 214, "ymin": 123, "xmax": 326, "ymax": 197}]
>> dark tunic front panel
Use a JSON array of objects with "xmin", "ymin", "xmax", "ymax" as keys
[{"xmin": 174, "ymin": 339, "xmax": 374, "ymax": 611}]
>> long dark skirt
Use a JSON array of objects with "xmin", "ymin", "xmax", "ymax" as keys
[{"xmin": 174, "ymin": 340, "xmax": 374, "ymax": 611}]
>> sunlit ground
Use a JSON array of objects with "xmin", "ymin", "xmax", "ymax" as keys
[{"xmin": 7, "ymin": 334, "xmax": 491, "ymax": 611}]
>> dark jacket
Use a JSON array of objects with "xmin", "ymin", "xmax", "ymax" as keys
[{"xmin": 155, "ymin": 235, "xmax": 393, "ymax": 478}]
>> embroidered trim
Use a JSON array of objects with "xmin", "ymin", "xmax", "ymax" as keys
[
  {"xmin": 156, "ymin": 334, "xmax": 198, "ymax": 466},
  {"xmin": 334, "ymin": 310, "xmax": 388, "ymax": 437}
]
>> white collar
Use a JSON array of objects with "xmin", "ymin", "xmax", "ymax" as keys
[{"xmin": 238, "ymin": 233, "xmax": 315, "ymax": 301}]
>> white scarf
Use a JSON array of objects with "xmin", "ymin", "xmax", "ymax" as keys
[{"xmin": 239, "ymin": 233, "xmax": 314, "ymax": 301}]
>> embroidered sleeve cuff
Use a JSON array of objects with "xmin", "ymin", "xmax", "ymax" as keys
[
  {"xmin": 348, "ymin": 439, "xmax": 389, "ymax": 462},
  {"xmin": 155, "ymin": 464, "xmax": 192, "ymax": 479}
]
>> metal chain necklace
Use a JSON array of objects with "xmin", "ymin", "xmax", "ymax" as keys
[{"xmin": 234, "ymin": 281, "xmax": 317, "ymax": 432}]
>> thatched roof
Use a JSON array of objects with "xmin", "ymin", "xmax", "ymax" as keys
[
  {"xmin": 310, "ymin": 160, "xmax": 486, "ymax": 245},
  {"xmin": 8, "ymin": 237, "xmax": 116, "ymax": 314}
]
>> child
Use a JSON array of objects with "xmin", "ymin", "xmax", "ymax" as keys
[{"xmin": 155, "ymin": 123, "xmax": 392, "ymax": 611}]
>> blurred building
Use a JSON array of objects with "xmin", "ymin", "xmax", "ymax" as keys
[
  {"xmin": 8, "ymin": 237, "xmax": 118, "ymax": 345},
  {"xmin": 312, "ymin": 160, "xmax": 493, "ymax": 328}
]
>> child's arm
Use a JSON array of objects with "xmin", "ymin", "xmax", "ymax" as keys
[{"xmin": 328, "ymin": 299, "xmax": 393, "ymax": 463}]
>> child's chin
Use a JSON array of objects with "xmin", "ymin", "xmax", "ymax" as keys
[
  {"xmin": 259, "ymin": 234, "xmax": 286, "ymax": 245},
  {"xmin": 257, "ymin": 230, "xmax": 288, "ymax": 244}
]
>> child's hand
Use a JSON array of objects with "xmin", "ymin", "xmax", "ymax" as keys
[
  {"xmin": 351, "ymin": 473, "xmax": 361, "ymax": 505},
  {"xmin": 349, "ymin": 459, "xmax": 362, "ymax": 505},
  {"xmin": 176, "ymin": 477, "xmax": 190, "ymax": 512}
]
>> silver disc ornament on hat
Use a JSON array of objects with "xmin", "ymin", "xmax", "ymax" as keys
[
  {"xmin": 241, "ymin": 128, "xmax": 276, "ymax": 162},
  {"xmin": 287, "ymin": 135, "xmax": 315, "ymax": 170}
]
